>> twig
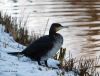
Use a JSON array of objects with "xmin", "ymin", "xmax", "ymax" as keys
[{"xmin": 43, "ymin": 18, "xmax": 49, "ymax": 35}]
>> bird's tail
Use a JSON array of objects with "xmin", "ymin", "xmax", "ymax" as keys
[{"xmin": 8, "ymin": 52, "xmax": 22, "ymax": 56}]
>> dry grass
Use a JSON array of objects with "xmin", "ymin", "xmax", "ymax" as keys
[
  {"xmin": 0, "ymin": 12, "xmax": 40, "ymax": 46},
  {"xmin": 54, "ymin": 48, "xmax": 100, "ymax": 76},
  {"xmin": 63, "ymin": 57, "xmax": 100, "ymax": 76}
]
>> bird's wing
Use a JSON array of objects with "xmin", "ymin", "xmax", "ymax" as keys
[{"xmin": 22, "ymin": 36, "xmax": 53, "ymax": 57}]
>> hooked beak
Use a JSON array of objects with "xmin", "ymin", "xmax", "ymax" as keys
[{"xmin": 61, "ymin": 26, "xmax": 69, "ymax": 28}]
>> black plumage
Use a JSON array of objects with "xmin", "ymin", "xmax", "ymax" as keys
[
  {"xmin": 8, "ymin": 23, "xmax": 68, "ymax": 65},
  {"xmin": 22, "ymin": 35, "xmax": 54, "ymax": 61}
]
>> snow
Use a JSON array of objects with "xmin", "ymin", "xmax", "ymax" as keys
[
  {"xmin": 47, "ymin": 58, "xmax": 60, "ymax": 69},
  {"xmin": 0, "ymin": 24, "xmax": 74, "ymax": 76}
]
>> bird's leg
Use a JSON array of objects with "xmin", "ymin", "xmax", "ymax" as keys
[
  {"xmin": 37, "ymin": 60, "xmax": 41, "ymax": 65},
  {"xmin": 44, "ymin": 60, "xmax": 48, "ymax": 67},
  {"xmin": 37, "ymin": 58, "xmax": 41, "ymax": 65}
]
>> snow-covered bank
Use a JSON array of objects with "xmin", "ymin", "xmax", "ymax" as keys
[{"xmin": 0, "ymin": 24, "xmax": 74, "ymax": 76}]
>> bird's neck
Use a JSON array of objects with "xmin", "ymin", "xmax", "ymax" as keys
[
  {"xmin": 49, "ymin": 28, "xmax": 56, "ymax": 36},
  {"xmin": 49, "ymin": 29, "xmax": 56, "ymax": 37}
]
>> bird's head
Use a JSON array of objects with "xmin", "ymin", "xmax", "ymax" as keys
[{"xmin": 49, "ymin": 23, "xmax": 68, "ymax": 35}]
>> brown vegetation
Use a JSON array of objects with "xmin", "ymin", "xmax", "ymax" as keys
[
  {"xmin": 54, "ymin": 48, "xmax": 99, "ymax": 76},
  {"xmin": 0, "ymin": 12, "xmax": 40, "ymax": 46}
]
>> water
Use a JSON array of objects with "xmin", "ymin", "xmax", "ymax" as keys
[{"xmin": 0, "ymin": 0, "xmax": 100, "ymax": 61}]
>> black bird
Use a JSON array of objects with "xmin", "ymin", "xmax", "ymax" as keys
[{"xmin": 8, "ymin": 23, "xmax": 68, "ymax": 65}]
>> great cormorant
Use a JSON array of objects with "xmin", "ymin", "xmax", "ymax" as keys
[{"xmin": 8, "ymin": 23, "xmax": 68, "ymax": 66}]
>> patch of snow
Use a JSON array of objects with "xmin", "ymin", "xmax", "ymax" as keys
[
  {"xmin": 0, "ymin": 24, "xmax": 74, "ymax": 76},
  {"xmin": 47, "ymin": 58, "xmax": 60, "ymax": 69}
]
